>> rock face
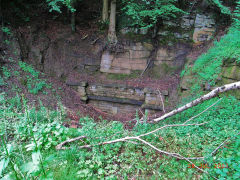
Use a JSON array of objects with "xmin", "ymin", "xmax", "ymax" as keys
[
  {"xmin": 67, "ymin": 81, "xmax": 169, "ymax": 115},
  {"xmin": 193, "ymin": 14, "xmax": 215, "ymax": 44},
  {"xmin": 155, "ymin": 43, "xmax": 191, "ymax": 68},
  {"xmin": 100, "ymin": 42, "xmax": 153, "ymax": 74},
  {"xmin": 121, "ymin": 13, "xmax": 216, "ymax": 45},
  {"xmin": 222, "ymin": 62, "xmax": 240, "ymax": 82},
  {"xmin": 17, "ymin": 26, "xmax": 103, "ymax": 78}
]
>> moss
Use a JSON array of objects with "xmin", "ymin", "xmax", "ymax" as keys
[{"xmin": 150, "ymin": 64, "xmax": 177, "ymax": 79}]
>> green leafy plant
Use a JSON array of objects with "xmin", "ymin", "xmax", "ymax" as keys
[
  {"xmin": 121, "ymin": 0, "xmax": 185, "ymax": 28},
  {"xmin": 1, "ymin": 27, "xmax": 12, "ymax": 36}
]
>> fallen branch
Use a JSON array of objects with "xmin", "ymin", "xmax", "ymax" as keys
[
  {"xmin": 78, "ymin": 122, "xmax": 207, "ymax": 153},
  {"xmin": 56, "ymin": 136, "xmax": 86, "ymax": 150},
  {"xmin": 211, "ymin": 131, "xmax": 240, "ymax": 156},
  {"xmin": 183, "ymin": 98, "xmax": 222, "ymax": 125},
  {"xmin": 154, "ymin": 81, "xmax": 240, "ymax": 122}
]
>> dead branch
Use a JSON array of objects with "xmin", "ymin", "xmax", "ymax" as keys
[
  {"xmin": 154, "ymin": 81, "xmax": 240, "ymax": 122},
  {"xmin": 56, "ymin": 136, "xmax": 86, "ymax": 150},
  {"xmin": 211, "ymin": 131, "xmax": 240, "ymax": 156},
  {"xmin": 183, "ymin": 98, "xmax": 222, "ymax": 125},
  {"xmin": 90, "ymin": 37, "xmax": 99, "ymax": 45},
  {"xmin": 78, "ymin": 122, "xmax": 206, "ymax": 151}
]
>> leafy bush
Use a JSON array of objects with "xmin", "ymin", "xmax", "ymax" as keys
[
  {"xmin": 18, "ymin": 61, "xmax": 51, "ymax": 94},
  {"xmin": 121, "ymin": 0, "xmax": 185, "ymax": 28}
]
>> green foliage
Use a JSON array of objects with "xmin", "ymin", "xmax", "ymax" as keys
[
  {"xmin": 182, "ymin": 26, "xmax": 240, "ymax": 95},
  {"xmin": 233, "ymin": 0, "xmax": 240, "ymax": 27},
  {"xmin": 18, "ymin": 61, "xmax": 51, "ymax": 94},
  {"xmin": 46, "ymin": 0, "xmax": 77, "ymax": 13},
  {"xmin": 1, "ymin": 90, "xmax": 240, "ymax": 179},
  {"xmin": 121, "ymin": 0, "xmax": 185, "ymax": 28},
  {"xmin": 1, "ymin": 27, "xmax": 12, "ymax": 36},
  {"xmin": 208, "ymin": 0, "xmax": 231, "ymax": 15},
  {"xmin": 1, "ymin": 67, "xmax": 11, "ymax": 79}
]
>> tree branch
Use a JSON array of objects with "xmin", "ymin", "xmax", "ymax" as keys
[
  {"xmin": 154, "ymin": 81, "xmax": 240, "ymax": 122},
  {"xmin": 56, "ymin": 136, "xmax": 86, "ymax": 150}
]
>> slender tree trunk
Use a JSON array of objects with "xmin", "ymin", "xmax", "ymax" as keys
[
  {"xmin": 102, "ymin": 0, "xmax": 109, "ymax": 22},
  {"xmin": 108, "ymin": 0, "xmax": 117, "ymax": 44},
  {"xmin": 0, "ymin": 0, "xmax": 3, "ymax": 26},
  {"xmin": 71, "ymin": 2, "xmax": 76, "ymax": 33}
]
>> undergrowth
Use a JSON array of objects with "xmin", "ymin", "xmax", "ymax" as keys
[
  {"xmin": 182, "ymin": 27, "xmax": 240, "ymax": 96},
  {"xmin": 1, "ymin": 87, "xmax": 240, "ymax": 179}
]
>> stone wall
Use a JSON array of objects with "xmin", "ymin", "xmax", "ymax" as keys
[{"xmin": 67, "ymin": 81, "xmax": 169, "ymax": 115}]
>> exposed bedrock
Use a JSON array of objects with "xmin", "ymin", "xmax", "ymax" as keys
[{"xmin": 66, "ymin": 81, "xmax": 169, "ymax": 115}]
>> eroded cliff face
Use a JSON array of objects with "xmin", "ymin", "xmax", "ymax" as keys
[{"xmin": 15, "ymin": 9, "xmax": 219, "ymax": 116}]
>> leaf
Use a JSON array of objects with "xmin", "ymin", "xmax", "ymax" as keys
[
  {"xmin": 6, "ymin": 144, "xmax": 13, "ymax": 155},
  {"xmin": 32, "ymin": 151, "xmax": 41, "ymax": 165},
  {"xmin": 21, "ymin": 162, "xmax": 39, "ymax": 174},
  {"xmin": 0, "ymin": 172, "xmax": 12, "ymax": 180},
  {"xmin": 0, "ymin": 158, "xmax": 9, "ymax": 176}
]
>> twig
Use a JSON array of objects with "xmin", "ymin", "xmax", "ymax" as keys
[
  {"xmin": 90, "ymin": 37, "xmax": 99, "ymax": 45},
  {"xmin": 183, "ymin": 98, "xmax": 222, "ymax": 124},
  {"xmin": 211, "ymin": 131, "xmax": 240, "ymax": 156},
  {"xmin": 157, "ymin": 89, "xmax": 166, "ymax": 113},
  {"xmin": 78, "ymin": 122, "xmax": 206, "ymax": 151},
  {"xmin": 81, "ymin": 34, "xmax": 88, "ymax": 40},
  {"xmin": 154, "ymin": 81, "xmax": 240, "ymax": 122},
  {"xmin": 139, "ymin": 122, "xmax": 208, "ymax": 138},
  {"xmin": 56, "ymin": 136, "xmax": 86, "ymax": 150}
]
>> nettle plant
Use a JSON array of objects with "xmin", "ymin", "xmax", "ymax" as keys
[{"xmin": 18, "ymin": 61, "xmax": 51, "ymax": 94}]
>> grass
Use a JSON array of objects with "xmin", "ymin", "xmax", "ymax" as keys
[{"xmin": 181, "ymin": 26, "xmax": 240, "ymax": 97}]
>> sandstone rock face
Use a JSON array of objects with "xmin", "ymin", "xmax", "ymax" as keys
[
  {"xmin": 193, "ymin": 14, "xmax": 215, "ymax": 44},
  {"xmin": 68, "ymin": 81, "xmax": 169, "ymax": 115},
  {"xmin": 17, "ymin": 26, "xmax": 103, "ymax": 78},
  {"xmin": 100, "ymin": 42, "xmax": 153, "ymax": 74},
  {"xmin": 155, "ymin": 43, "xmax": 191, "ymax": 68}
]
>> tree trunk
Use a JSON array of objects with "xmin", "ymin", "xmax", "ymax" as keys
[
  {"xmin": 71, "ymin": 2, "xmax": 76, "ymax": 33},
  {"xmin": 0, "ymin": 0, "xmax": 3, "ymax": 26},
  {"xmin": 102, "ymin": 0, "xmax": 109, "ymax": 22},
  {"xmin": 108, "ymin": 0, "xmax": 117, "ymax": 45}
]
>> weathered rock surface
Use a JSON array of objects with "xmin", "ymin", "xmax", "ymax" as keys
[
  {"xmin": 193, "ymin": 14, "xmax": 215, "ymax": 44},
  {"xmin": 68, "ymin": 81, "xmax": 169, "ymax": 115},
  {"xmin": 100, "ymin": 42, "xmax": 153, "ymax": 74},
  {"xmin": 155, "ymin": 43, "xmax": 191, "ymax": 68}
]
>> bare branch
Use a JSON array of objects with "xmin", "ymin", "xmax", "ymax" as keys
[
  {"xmin": 56, "ymin": 136, "xmax": 86, "ymax": 150},
  {"xmin": 183, "ymin": 98, "xmax": 222, "ymax": 124},
  {"xmin": 211, "ymin": 131, "xmax": 240, "ymax": 156},
  {"xmin": 157, "ymin": 89, "xmax": 166, "ymax": 113},
  {"xmin": 154, "ymin": 81, "xmax": 240, "ymax": 122},
  {"xmin": 139, "ymin": 122, "xmax": 208, "ymax": 138}
]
